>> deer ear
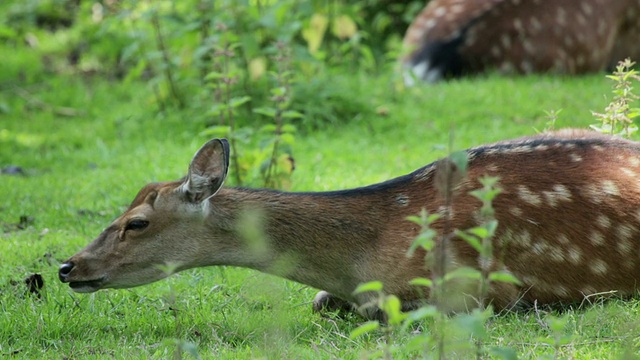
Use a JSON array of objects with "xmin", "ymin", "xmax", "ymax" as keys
[{"xmin": 184, "ymin": 138, "xmax": 230, "ymax": 202}]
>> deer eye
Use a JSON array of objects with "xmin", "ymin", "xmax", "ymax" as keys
[{"xmin": 125, "ymin": 219, "xmax": 149, "ymax": 231}]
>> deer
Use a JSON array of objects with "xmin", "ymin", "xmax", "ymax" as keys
[
  {"xmin": 402, "ymin": 0, "xmax": 640, "ymax": 84},
  {"xmin": 59, "ymin": 130, "xmax": 640, "ymax": 318}
]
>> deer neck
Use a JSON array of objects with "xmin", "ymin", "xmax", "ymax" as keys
[{"xmin": 202, "ymin": 185, "xmax": 396, "ymax": 300}]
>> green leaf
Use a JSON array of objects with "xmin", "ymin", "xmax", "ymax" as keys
[
  {"xmin": 444, "ymin": 267, "xmax": 481, "ymax": 282},
  {"xmin": 404, "ymin": 305, "xmax": 438, "ymax": 324},
  {"xmin": 229, "ymin": 96, "xmax": 251, "ymax": 108},
  {"xmin": 454, "ymin": 311, "xmax": 489, "ymax": 340},
  {"xmin": 409, "ymin": 277, "xmax": 433, "ymax": 288},
  {"xmin": 349, "ymin": 321, "xmax": 379, "ymax": 339},
  {"xmin": 449, "ymin": 150, "xmax": 468, "ymax": 174},
  {"xmin": 455, "ymin": 230, "xmax": 483, "ymax": 253},
  {"xmin": 382, "ymin": 295, "xmax": 406, "ymax": 325},
  {"xmin": 282, "ymin": 110, "xmax": 304, "ymax": 119},
  {"xmin": 488, "ymin": 271, "xmax": 522, "ymax": 285},
  {"xmin": 253, "ymin": 107, "xmax": 277, "ymax": 118},
  {"xmin": 204, "ymin": 71, "xmax": 225, "ymax": 81},
  {"xmin": 207, "ymin": 104, "xmax": 228, "ymax": 116},
  {"xmin": 281, "ymin": 124, "xmax": 297, "ymax": 133},
  {"xmin": 270, "ymin": 86, "xmax": 286, "ymax": 96},
  {"xmin": 353, "ymin": 281, "xmax": 383, "ymax": 294},
  {"xmin": 407, "ymin": 230, "xmax": 436, "ymax": 256},
  {"xmin": 259, "ymin": 124, "xmax": 277, "ymax": 133},
  {"xmin": 200, "ymin": 125, "xmax": 231, "ymax": 138},
  {"xmin": 280, "ymin": 133, "xmax": 295, "ymax": 145},
  {"xmin": 468, "ymin": 227, "xmax": 489, "ymax": 239}
]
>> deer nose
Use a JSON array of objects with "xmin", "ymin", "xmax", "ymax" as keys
[{"xmin": 58, "ymin": 262, "xmax": 75, "ymax": 282}]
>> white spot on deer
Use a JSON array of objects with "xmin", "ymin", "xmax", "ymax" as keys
[
  {"xmin": 520, "ymin": 61, "xmax": 533, "ymax": 73},
  {"xmin": 581, "ymin": 2, "xmax": 593, "ymax": 15},
  {"xmin": 517, "ymin": 185, "xmax": 542, "ymax": 206},
  {"xmin": 617, "ymin": 238, "xmax": 633, "ymax": 255},
  {"xmin": 510, "ymin": 206, "xmax": 523, "ymax": 217},
  {"xmin": 630, "ymin": 157, "xmax": 640, "ymax": 167},
  {"xmin": 532, "ymin": 240, "xmax": 550, "ymax": 255},
  {"xmin": 616, "ymin": 223, "xmax": 636, "ymax": 242},
  {"xmin": 553, "ymin": 184, "xmax": 572, "ymax": 201},
  {"xmin": 596, "ymin": 215, "xmax": 611, "ymax": 229},
  {"xmin": 567, "ymin": 246, "xmax": 583, "ymax": 264},
  {"xmin": 425, "ymin": 18, "xmax": 437, "ymax": 31},
  {"xmin": 554, "ymin": 285, "xmax": 570, "ymax": 297},
  {"xmin": 589, "ymin": 259, "xmax": 608, "ymax": 275},
  {"xmin": 434, "ymin": 6, "xmax": 446, "ymax": 17},
  {"xmin": 556, "ymin": 7, "xmax": 567, "ymax": 26},
  {"xmin": 601, "ymin": 180, "xmax": 619, "ymax": 196},
  {"xmin": 530, "ymin": 16, "xmax": 542, "ymax": 31},
  {"xmin": 576, "ymin": 14, "xmax": 588, "ymax": 26},
  {"xmin": 621, "ymin": 167, "xmax": 636, "ymax": 177},
  {"xmin": 583, "ymin": 183, "xmax": 604, "ymax": 204},
  {"xmin": 563, "ymin": 36, "xmax": 574, "ymax": 47},
  {"xmin": 569, "ymin": 153, "xmax": 583, "ymax": 162},
  {"xmin": 548, "ymin": 250, "xmax": 565, "ymax": 263},
  {"xmin": 520, "ymin": 275, "xmax": 539, "ymax": 286},
  {"xmin": 500, "ymin": 34, "xmax": 512, "ymax": 49},
  {"xmin": 513, "ymin": 230, "xmax": 532, "ymax": 247},
  {"xmin": 395, "ymin": 195, "xmax": 409, "ymax": 207},
  {"xmin": 581, "ymin": 285, "xmax": 597, "ymax": 295},
  {"xmin": 450, "ymin": 4, "xmax": 463, "ymax": 14},
  {"xmin": 500, "ymin": 61, "xmax": 515, "ymax": 73},
  {"xmin": 558, "ymin": 233, "xmax": 570, "ymax": 245},
  {"xmin": 592, "ymin": 145, "xmax": 604, "ymax": 152},
  {"xmin": 589, "ymin": 230, "xmax": 605, "ymax": 246},
  {"xmin": 523, "ymin": 40, "xmax": 535, "ymax": 55},
  {"xmin": 513, "ymin": 18, "xmax": 524, "ymax": 32},
  {"xmin": 543, "ymin": 185, "xmax": 572, "ymax": 207}
]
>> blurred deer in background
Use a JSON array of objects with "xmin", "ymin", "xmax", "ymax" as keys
[{"xmin": 402, "ymin": 0, "xmax": 640, "ymax": 84}]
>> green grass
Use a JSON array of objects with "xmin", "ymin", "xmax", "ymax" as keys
[{"xmin": 3, "ymin": 47, "xmax": 640, "ymax": 358}]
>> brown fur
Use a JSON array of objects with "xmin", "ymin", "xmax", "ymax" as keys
[
  {"xmin": 60, "ymin": 131, "xmax": 640, "ymax": 317},
  {"xmin": 402, "ymin": 0, "xmax": 640, "ymax": 83}
]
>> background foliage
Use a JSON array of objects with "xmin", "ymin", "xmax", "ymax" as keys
[{"xmin": 2, "ymin": 0, "xmax": 640, "ymax": 359}]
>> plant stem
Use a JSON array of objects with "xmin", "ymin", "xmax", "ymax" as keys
[{"xmin": 151, "ymin": 10, "xmax": 184, "ymax": 109}]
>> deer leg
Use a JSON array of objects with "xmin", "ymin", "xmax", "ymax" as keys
[{"xmin": 312, "ymin": 291, "xmax": 356, "ymax": 314}]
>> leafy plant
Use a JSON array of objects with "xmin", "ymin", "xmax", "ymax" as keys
[
  {"xmin": 350, "ymin": 148, "xmax": 521, "ymax": 359},
  {"xmin": 591, "ymin": 58, "xmax": 640, "ymax": 137},
  {"xmin": 203, "ymin": 38, "xmax": 297, "ymax": 188}
]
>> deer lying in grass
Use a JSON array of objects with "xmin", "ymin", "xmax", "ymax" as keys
[{"xmin": 60, "ymin": 130, "xmax": 640, "ymax": 317}]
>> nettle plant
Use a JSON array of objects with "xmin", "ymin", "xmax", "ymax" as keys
[
  {"xmin": 591, "ymin": 58, "xmax": 640, "ymax": 137},
  {"xmin": 202, "ymin": 34, "xmax": 298, "ymax": 189},
  {"xmin": 349, "ymin": 150, "xmax": 578, "ymax": 359}
]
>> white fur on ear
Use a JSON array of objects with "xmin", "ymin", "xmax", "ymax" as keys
[{"xmin": 183, "ymin": 139, "xmax": 230, "ymax": 202}]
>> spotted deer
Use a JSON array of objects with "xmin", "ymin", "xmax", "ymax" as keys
[
  {"xmin": 59, "ymin": 130, "xmax": 640, "ymax": 318},
  {"xmin": 402, "ymin": 0, "xmax": 640, "ymax": 84}
]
